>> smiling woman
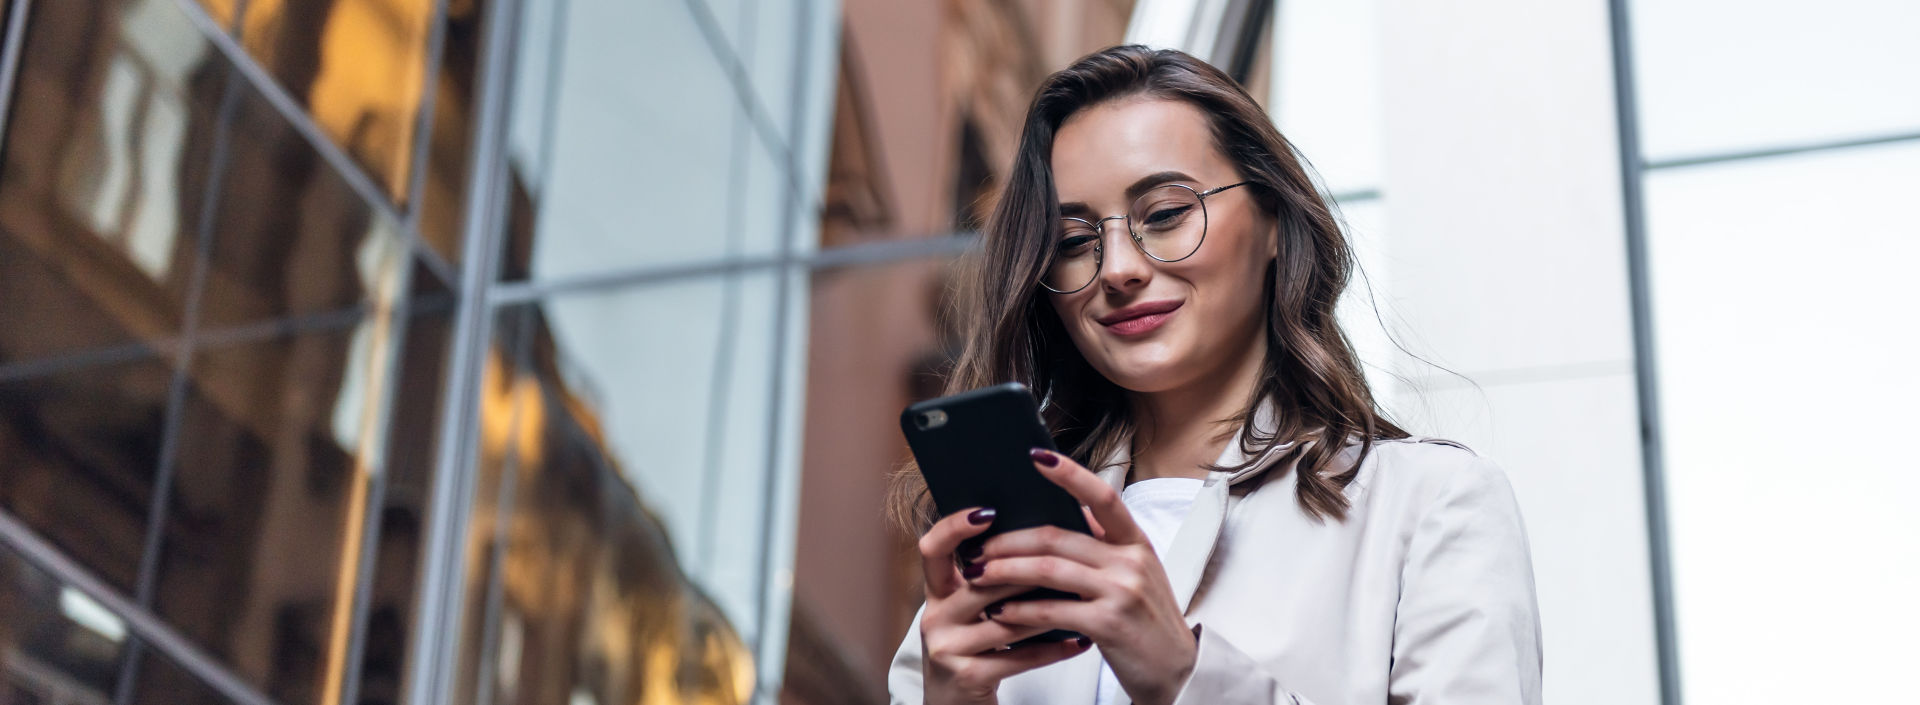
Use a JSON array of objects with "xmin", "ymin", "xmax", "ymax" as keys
[{"xmin": 886, "ymin": 46, "xmax": 1542, "ymax": 705}]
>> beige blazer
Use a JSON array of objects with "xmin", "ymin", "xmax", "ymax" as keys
[{"xmin": 886, "ymin": 410, "xmax": 1544, "ymax": 705}]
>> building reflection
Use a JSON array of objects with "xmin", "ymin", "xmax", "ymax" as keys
[{"xmin": 0, "ymin": 0, "xmax": 758, "ymax": 703}]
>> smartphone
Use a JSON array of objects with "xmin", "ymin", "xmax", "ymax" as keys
[{"xmin": 900, "ymin": 382, "xmax": 1091, "ymax": 644}]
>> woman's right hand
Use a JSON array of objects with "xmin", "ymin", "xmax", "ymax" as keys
[{"xmin": 917, "ymin": 506, "xmax": 1093, "ymax": 704}]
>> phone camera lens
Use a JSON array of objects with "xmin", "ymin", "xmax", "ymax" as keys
[{"xmin": 915, "ymin": 410, "xmax": 949, "ymax": 430}]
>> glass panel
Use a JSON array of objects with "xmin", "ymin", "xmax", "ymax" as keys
[
  {"xmin": 196, "ymin": 71, "xmax": 411, "ymax": 331},
  {"xmin": 193, "ymin": 0, "xmax": 239, "ymax": 29},
  {"xmin": 149, "ymin": 306, "xmax": 407, "ymax": 705},
  {"xmin": 453, "ymin": 297, "xmax": 764, "ymax": 705},
  {"xmin": 500, "ymin": 0, "xmax": 754, "ymax": 282},
  {"xmin": 412, "ymin": 0, "xmax": 481, "ymax": 264},
  {"xmin": 1630, "ymin": 0, "xmax": 1920, "ymax": 160},
  {"xmin": 352, "ymin": 271, "xmax": 452, "ymax": 705},
  {"xmin": 234, "ymin": 0, "xmax": 436, "ymax": 204},
  {"xmin": 0, "ymin": 353, "xmax": 172, "ymax": 594},
  {"xmin": 0, "ymin": 0, "xmax": 227, "ymax": 360},
  {"xmin": 1268, "ymin": 0, "xmax": 1384, "ymax": 195},
  {"xmin": 0, "ymin": 542, "xmax": 243, "ymax": 704},
  {"xmin": 784, "ymin": 255, "xmax": 960, "ymax": 703},
  {"xmin": 1644, "ymin": 142, "xmax": 1920, "ymax": 704}
]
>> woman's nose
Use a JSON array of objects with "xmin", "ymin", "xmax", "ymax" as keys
[{"xmin": 1098, "ymin": 227, "xmax": 1153, "ymax": 292}]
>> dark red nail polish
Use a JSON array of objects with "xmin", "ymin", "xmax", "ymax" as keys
[
  {"xmin": 962, "ymin": 562, "xmax": 985, "ymax": 579},
  {"xmin": 985, "ymin": 602, "xmax": 1003, "ymax": 617},
  {"xmin": 1074, "ymin": 636, "xmax": 1092, "ymax": 648},
  {"xmin": 1030, "ymin": 448, "xmax": 1058, "ymax": 466},
  {"xmin": 967, "ymin": 507, "xmax": 996, "ymax": 525}
]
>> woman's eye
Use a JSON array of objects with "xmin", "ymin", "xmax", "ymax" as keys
[
  {"xmin": 1057, "ymin": 234, "xmax": 1098, "ymax": 254},
  {"xmin": 1142, "ymin": 204, "xmax": 1192, "ymax": 228}
]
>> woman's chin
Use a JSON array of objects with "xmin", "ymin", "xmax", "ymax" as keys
[{"xmin": 1093, "ymin": 358, "xmax": 1194, "ymax": 395}]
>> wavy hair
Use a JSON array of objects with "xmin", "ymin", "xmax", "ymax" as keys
[{"xmin": 890, "ymin": 45, "xmax": 1410, "ymax": 532}]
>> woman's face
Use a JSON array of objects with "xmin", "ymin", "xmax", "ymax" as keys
[{"xmin": 1046, "ymin": 97, "xmax": 1275, "ymax": 395}]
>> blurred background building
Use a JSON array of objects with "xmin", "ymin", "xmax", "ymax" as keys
[{"xmin": 0, "ymin": 1, "xmax": 1912, "ymax": 705}]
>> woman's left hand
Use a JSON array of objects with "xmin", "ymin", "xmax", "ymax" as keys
[{"xmin": 964, "ymin": 448, "xmax": 1198, "ymax": 705}]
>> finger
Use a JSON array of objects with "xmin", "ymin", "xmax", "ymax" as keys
[
  {"xmin": 932, "ymin": 616, "xmax": 1058, "ymax": 656},
  {"xmin": 1029, "ymin": 448, "xmax": 1144, "ymax": 545},
  {"xmin": 965, "ymin": 637, "xmax": 1093, "ymax": 681},
  {"xmin": 928, "ymin": 582, "xmax": 1031, "ymax": 624},
  {"xmin": 986, "ymin": 598, "xmax": 1110, "ymax": 640},
  {"xmin": 968, "ymin": 555, "xmax": 1105, "ymax": 596},
  {"xmin": 1083, "ymin": 506, "xmax": 1108, "ymax": 541},
  {"xmin": 919, "ymin": 506, "xmax": 998, "ymax": 598},
  {"xmin": 979, "ymin": 525, "xmax": 1112, "ymax": 566}
]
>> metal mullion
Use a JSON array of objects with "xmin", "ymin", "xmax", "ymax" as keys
[
  {"xmin": 750, "ymin": 0, "xmax": 818, "ymax": 699},
  {"xmin": 680, "ymin": 0, "xmax": 828, "ymax": 226},
  {"xmin": 331, "ymin": 261, "xmax": 421, "ymax": 705},
  {"xmin": 396, "ymin": 0, "xmax": 458, "ymax": 288},
  {"xmin": 113, "ymin": 50, "xmax": 248, "ymax": 705},
  {"xmin": 1606, "ymin": 0, "xmax": 1682, "ymax": 703},
  {"xmin": 695, "ymin": 0, "xmax": 765, "ymax": 578},
  {"xmin": 486, "ymin": 233, "xmax": 981, "ymax": 306},
  {"xmin": 1644, "ymin": 129, "xmax": 1920, "ymax": 171},
  {"xmin": 0, "ymin": 0, "xmax": 32, "ymax": 153},
  {"xmin": 0, "ymin": 510, "xmax": 280, "ymax": 705},
  {"xmin": 166, "ymin": 0, "xmax": 409, "ymax": 237},
  {"xmin": 401, "ymin": 0, "xmax": 524, "ymax": 698}
]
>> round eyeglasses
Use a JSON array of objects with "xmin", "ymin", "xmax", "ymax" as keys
[{"xmin": 1041, "ymin": 181, "xmax": 1252, "ymax": 294}]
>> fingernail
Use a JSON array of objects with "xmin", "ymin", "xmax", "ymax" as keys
[
  {"xmin": 967, "ymin": 507, "xmax": 996, "ymax": 525},
  {"xmin": 1030, "ymin": 448, "xmax": 1058, "ymax": 467},
  {"xmin": 1074, "ymin": 636, "xmax": 1092, "ymax": 648},
  {"xmin": 962, "ymin": 562, "xmax": 985, "ymax": 579},
  {"xmin": 985, "ymin": 602, "xmax": 1002, "ymax": 617}
]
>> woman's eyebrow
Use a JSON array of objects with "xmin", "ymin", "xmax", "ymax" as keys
[{"xmin": 1057, "ymin": 171, "xmax": 1200, "ymax": 214}]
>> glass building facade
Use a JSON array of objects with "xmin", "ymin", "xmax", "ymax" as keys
[{"xmin": 0, "ymin": 0, "xmax": 838, "ymax": 702}]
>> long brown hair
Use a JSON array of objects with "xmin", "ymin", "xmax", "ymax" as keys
[{"xmin": 890, "ymin": 45, "xmax": 1410, "ymax": 532}]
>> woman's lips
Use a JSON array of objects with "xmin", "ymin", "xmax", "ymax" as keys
[{"xmin": 1099, "ymin": 300, "xmax": 1183, "ymax": 337}]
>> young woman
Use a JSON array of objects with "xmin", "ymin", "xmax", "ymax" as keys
[{"xmin": 885, "ymin": 46, "xmax": 1542, "ymax": 705}]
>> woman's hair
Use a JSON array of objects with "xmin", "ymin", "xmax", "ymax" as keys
[{"xmin": 889, "ymin": 45, "xmax": 1409, "ymax": 532}]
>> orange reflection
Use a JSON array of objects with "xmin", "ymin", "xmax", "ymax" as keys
[
  {"xmin": 239, "ymin": 0, "xmax": 433, "ymax": 203},
  {"xmin": 470, "ymin": 339, "xmax": 754, "ymax": 704}
]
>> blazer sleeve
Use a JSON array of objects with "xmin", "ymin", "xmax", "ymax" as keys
[
  {"xmin": 887, "ymin": 605, "xmax": 928, "ymax": 705},
  {"xmin": 1171, "ymin": 455, "xmax": 1542, "ymax": 705},
  {"xmin": 1386, "ymin": 455, "xmax": 1543, "ymax": 704}
]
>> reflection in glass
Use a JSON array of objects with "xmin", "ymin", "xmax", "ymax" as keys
[
  {"xmin": 197, "ymin": 79, "xmax": 411, "ymax": 331},
  {"xmin": 150, "ymin": 308, "xmax": 405, "ymax": 705},
  {"xmin": 351, "ymin": 280, "xmax": 453, "ymax": 705},
  {"xmin": 234, "ymin": 0, "xmax": 437, "ymax": 204},
  {"xmin": 0, "ymin": 355, "xmax": 172, "ymax": 595},
  {"xmin": 0, "ymin": 0, "xmax": 225, "ymax": 358},
  {"xmin": 1644, "ymin": 143, "xmax": 1920, "ymax": 704},
  {"xmin": 0, "ymin": 541, "xmax": 244, "ymax": 704},
  {"xmin": 500, "ymin": 0, "xmax": 764, "ymax": 282},
  {"xmin": 453, "ymin": 303, "xmax": 755, "ymax": 705},
  {"xmin": 412, "ymin": 0, "xmax": 483, "ymax": 263}
]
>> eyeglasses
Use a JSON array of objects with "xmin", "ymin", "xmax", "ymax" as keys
[{"xmin": 1041, "ymin": 181, "xmax": 1252, "ymax": 294}]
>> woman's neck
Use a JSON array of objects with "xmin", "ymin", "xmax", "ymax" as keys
[{"xmin": 1126, "ymin": 335, "xmax": 1269, "ymax": 483}]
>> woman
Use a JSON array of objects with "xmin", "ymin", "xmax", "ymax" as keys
[{"xmin": 886, "ymin": 46, "xmax": 1542, "ymax": 705}]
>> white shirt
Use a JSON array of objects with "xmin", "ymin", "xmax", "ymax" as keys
[{"xmin": 1094, "ymin": 477, "xmax": 1207, "ymax": 705}]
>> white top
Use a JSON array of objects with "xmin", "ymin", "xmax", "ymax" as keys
[
  {"xmin": 1093, "ymin": 477, "xmax": 1207, "ymax": 705},
  {"xmin": 888, "ymin": 407, "xmax": 1543, "ymax": 705}
]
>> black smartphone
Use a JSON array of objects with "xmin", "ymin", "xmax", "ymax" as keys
[{"xmin": 900, "ymin": 382, "xmax": 1091, "ymax": 644}]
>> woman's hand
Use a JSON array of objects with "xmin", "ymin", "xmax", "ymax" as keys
[
  {"xmin": 916, "ymin": 505, "xmax": 1095, "ymax": 704},
  {"xmin": 966, "ymin": 449, "xmax": 1199, "ymax": 705}
]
